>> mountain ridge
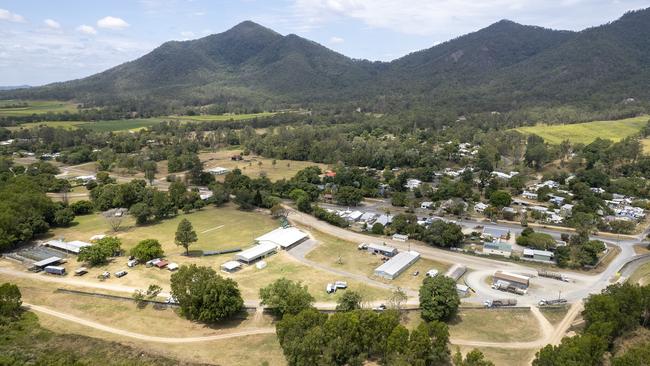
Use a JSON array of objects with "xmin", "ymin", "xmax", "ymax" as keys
[{"xmin": 3, "ymin": 8, "xmax": 650, "ymax": 113}]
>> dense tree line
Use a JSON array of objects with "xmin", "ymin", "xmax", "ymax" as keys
[{"xmin": 0, "ymin": 161, "xmax": 75, "ymax": 250}]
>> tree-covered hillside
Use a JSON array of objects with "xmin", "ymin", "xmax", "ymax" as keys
[{"xmin": 3, "ymin": 8, "xmax": 650, "ymax": 114}]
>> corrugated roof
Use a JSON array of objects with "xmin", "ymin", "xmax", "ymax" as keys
[
  {"xmin": 494, "ymin": 271, "xmax": 530, "ymax": 285},
  {"xmin": 236, "ymin": 241, "xmax": 278, "ymax": 262},
  {"xmin": 33, "ymin": 256, "xmax": 62, "ymax": 267},
  {"xmin": 255, "ymin": 227, "xmax": 308, "ymax": 248},
  {"xmin": 375, "ymin": 251, "xmax": 420, "ymax": 277}
]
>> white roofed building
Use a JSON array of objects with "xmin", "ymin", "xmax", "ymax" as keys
[
  {"xmin": 44, "ymin": 239, "xmax": 92, "ymax": 254},
  {"xmin": 374, "ymin": 251, "xmax": 420, "ymax": 280},
  {"xmin": 255, "ymin": 227, "xmax": 309, "ymax": 250},
  {"xmin": 235, "ymin": 242, "xmax": 278, "ymax": 263}
]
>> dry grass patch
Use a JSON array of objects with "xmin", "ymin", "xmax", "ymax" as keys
[
  {"xmin": 305, "ymin": 229, "xmax": 448, "ymax": 291},
  {"xmin": 539, "ymin": 306, "xmax": 570, "ymax": 326},
  {"xmin": 200, "ymin": 149, "xmax": 328, "ymax": 181},
  {"xmin": 455, "ymin": 346, "xmax": 536, "ymax": 366},
  {"xmin": 448, "ymin": 308, "xmax": 540, "ymax": 343}
]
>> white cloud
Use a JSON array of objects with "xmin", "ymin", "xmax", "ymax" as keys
[
  {"xmin": 288, "ymin": 0, "xmax": 650, "ymax": 36},
  {"xmin": 0, "ymin": 8, "xmax": 25, "ymax": 22},
  {"xmin": 329, "ymin": 36, "xmax": 344, "ymax": 44},
  {"xmin": 97, "ymin": 16, "xmax": 130, "ymax": 30},
  {"xmin": 76, "ymin": 25, "xmax": 97, "ymax": 35},
  {"xmin": 44, "ymin": 19, "xmax": 61, "ymax": 29},
  {"xmin": 180, "ymin": 31, "xmax": 195, "ymax": 39}
]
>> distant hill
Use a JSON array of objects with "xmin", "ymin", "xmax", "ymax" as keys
[
  {"xmin": 3, "ymin": 8, "xmax": 650, "ymax": 113},
  {"xmin": 0, "ymin": 85, "xmax": 30, "ymax": 91}
]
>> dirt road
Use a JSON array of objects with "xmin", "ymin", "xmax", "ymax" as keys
[{"xmin": 27, "ymin": 303, "xmax": 275, "ymax": 343}]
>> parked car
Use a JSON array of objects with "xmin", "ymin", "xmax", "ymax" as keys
[
  {"xmin": 372, "ymin": 304, "xmax": 387, "ymax": 311},
  {"xmin": 127, "ymin": 259, "xmax": 138, "ymax": 267},
  {"xmin": 115, "ymin": 270, "xmax": 128, "ymax": 278},
  {"xmin": 334, "ymin": 281, "xmax": 348, "ymax": 289},
  {"xmin": 100, "ymin": 271, "xmax": 110, "ymax": 279},
  {"xmin": 326, "ymin": 283, "xmax": 336, "ymax": 294}
]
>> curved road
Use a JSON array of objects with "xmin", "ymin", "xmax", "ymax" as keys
[{"xmin": 283, "ymin": 206, "xmax": 649, "ymax": 306}]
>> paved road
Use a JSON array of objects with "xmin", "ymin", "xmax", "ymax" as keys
[{"xmin": 284, "ymin": 205, "xmax": 649, "ymax": 306}]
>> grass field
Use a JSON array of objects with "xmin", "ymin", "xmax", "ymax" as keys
[
  {"xmin": 200, "ymin": 149, "xmax": 329, "ymax": 181},
  {"xmin": 8, "ymin": 112, "xmax": 277, "ymax": 132},
  {"xmin": 455, "ymin": 346, "xmax": 536, "ymax": 366},
  {"xmin": 48, "ymin": 205, "xmax": 279, "ymax": 254},
  {"xmin": 168, "ymin": 112, "xmax": 276, "ymax": 122},
  {"xmin": 515, "ymin": 115, "xmax": 649, "ymax": 145},
  {"xmin": 43, "ymin": 205, "xmax": 392, "ymax": 301},
  {"xmin": 539, "ymin": 306, "xmax": 570, "ymax": 326},
  {"xmin": 448, "ymin": 308, "xmax": 540, "ymax": 342},
  {"xmin": 629, "ymin": 262, "xmax": 650, "ymax": 286},
  {"xmin": 304, "ymin": 229, "xmax": 449, "ymax": 291},
  {"xmin": 0, "ymin": 100, "xmax": 78, "ymax": 116}
]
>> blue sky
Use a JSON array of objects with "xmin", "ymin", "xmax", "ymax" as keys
[{"xmin": 1, "ymin": 0, "xmax": 649, "ymax": 85}]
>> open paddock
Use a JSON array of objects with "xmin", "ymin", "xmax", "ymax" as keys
[
  {"xmin": 304, "ymin": 229, "xmax": 449, "ymax": 291},
  {"xmin": 0, "ymin": 100, "xmax": 79, "ymax": 117},
  {"xmin": 514, "ymin": 115, "xmax": 649, "ymax": 145},
  {"xmin": 200, "ymin": 149, "xmax": 329, "ymax": 181},
  {"xmin": 448, "ymin": 308, "xmax": 541, "ymax": 343}
]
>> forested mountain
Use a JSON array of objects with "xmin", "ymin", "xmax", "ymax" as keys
[{"xmin": 3, "ymin": 8, "xmax": 650, "ymax": 113}]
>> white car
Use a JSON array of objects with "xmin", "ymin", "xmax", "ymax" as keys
[
  {"xmin": 334, "ymin": 281, "xmax": 348, "ymax": 289},
  {"xmin": 326, "ymin": 283, "xmax": 336, "ymax": 294}
]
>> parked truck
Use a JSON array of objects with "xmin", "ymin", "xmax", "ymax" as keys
[
  {"xmin": 484, "ymin": 298, "xmax": 517, "ymax": 308},
  {"xmin": 539, "ymin": 298, "xmax": 568, "ymax": 306},
  {"xmin": 538, "ymin": 269, "xmax": 569, "ymax": 282},
  {"xmin": 491, "ymin": 280, "xmax": 527, "ymax": 295},
  {"xmin": 44, "ymin": 266, "xmax": 65, "ymax": 275}
]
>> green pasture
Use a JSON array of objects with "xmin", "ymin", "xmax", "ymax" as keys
[{"xmin": 514, "ymin": 115, "xmax": 649, "ymax": 145}]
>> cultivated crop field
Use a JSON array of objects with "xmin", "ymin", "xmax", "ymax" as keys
[
  {"xmin": 0, "ymin": 100, "xmax": 79, "ymax": 116},
  {"xmin": 515, "ymin": 115, "xmax": 649, "ymax": 145}
]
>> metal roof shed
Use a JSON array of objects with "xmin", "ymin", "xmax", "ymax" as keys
[
  {"xmin": 445, "ymin": 264, "xmax": 467, "ymax": 281},
  {"xmin": 221, "ymin": 260, "xmax": 242, "ymax": 272},
  {"xmin": 255, "ymin": 227, "xmax": 308, "ymax": 249},
  {"xmin": 236, "ymin": 242, "xmax": 278, "ymax": 263},
  {"xmin": 374, "ymin": 251, "xmax": 420, "ymax": 280},
  {"xmin": 33, "ymin": 256, "xmax": 63, "ymax": 268}
]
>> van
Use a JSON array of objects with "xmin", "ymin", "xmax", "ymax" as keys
[{"xmin": 115, "ymin": 270, "xmax": 128, "ymax": 278}]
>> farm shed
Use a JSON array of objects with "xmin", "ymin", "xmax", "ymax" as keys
[
  {"xmin": 493, "ymin": 271, "xmax": 530, "ymax": 289},
  {"xmin": 221, "ymin": 261, "xmax": 242, "ymax": 272},
  {"xmin": 392, "ymin": 234, "xmax": 409, "ymax": 242},
  {"xmin": 366, "ymin": 243, "xmax": 398, "ymax": 257},
  {"xmin": 236, "ymin": 241, "xmax": 278, "ymax": 263},
  {"xmin": 445, "ymin": 264, "xmax": 467, "ymax": 281},
  {"xmin": 44, "ymin": 240, "xmax": 92, "ymax": 254},
  {"xmin": 522, "ymin": 248, "xmax": 554, "ymax": 262},
  {"xmin": 374, "ymin": 251, "xmax": 421, "ymax": 280},
  {"xmin": 255, "ymin": 227, "xmax": 308, "ymax": 250},
  {"xmin": 206, "ymin": 167, "xmax": 229, "ymax": 175},
  {"xmin": 33, "ymin": 256, "xmax": 63, "ymax": 268}
]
